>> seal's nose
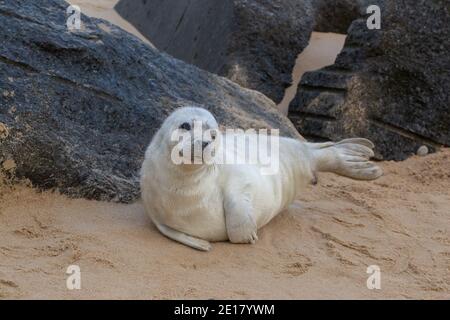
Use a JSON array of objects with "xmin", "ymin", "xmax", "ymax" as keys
[{"xmin": 202, "ymin": 141, "xmax": 210, "ymax": 150}]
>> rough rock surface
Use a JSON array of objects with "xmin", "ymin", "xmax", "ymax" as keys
[
  {"xmin": 314, "ymin": 0, "xmax": 361, "ymax": 34},
  {"xmin": 289, "ymin": 0, "xmax": 450, "ymax": 160},
  {"xmin": 0, "ymin": 0, "xmax": 300, "ymax": 202},
  {"xmin": 115, "ymin": 0, "xmax": 317, "ymax": 103}
]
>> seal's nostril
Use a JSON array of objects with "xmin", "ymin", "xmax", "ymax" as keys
[{"xmin": 202, "ymin": 141, "xmax": 210, "ymax": 150}]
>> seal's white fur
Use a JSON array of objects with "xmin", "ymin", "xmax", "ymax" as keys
[{"xmin": 141, "ymin": 107, "xmax": 382, "ymax": 251}]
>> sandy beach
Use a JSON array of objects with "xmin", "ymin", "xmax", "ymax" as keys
[{"xmin": 1, "ymin": 150, "xmax": 449, "ymax": 299}]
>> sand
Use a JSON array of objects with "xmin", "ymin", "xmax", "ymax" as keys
[{"xmin": 1, "ymin": 150, "xmax": 449, "ymax": 299}]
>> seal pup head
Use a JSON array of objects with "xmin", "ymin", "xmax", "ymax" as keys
[{"xmin": 158, "ymin": 106, "xmax": 220, "ymax": 172}]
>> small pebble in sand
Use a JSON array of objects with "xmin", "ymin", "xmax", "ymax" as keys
[{"xmin": 417, "ymin": 145, "xmax": 429, "ymax": 156}]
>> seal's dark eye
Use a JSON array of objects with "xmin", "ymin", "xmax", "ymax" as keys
[{"xmin": 179, "ymin": 122, "xmax": 191, "ymax": 131}]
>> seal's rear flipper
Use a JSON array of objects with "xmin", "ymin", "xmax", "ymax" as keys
[
  {"xmin": 309, "ymin": 138, "xmax": 383, "ymax": 180},
  {"xmin": 155, "ymin": 223, "xmax": 212, "ymax": 251}
]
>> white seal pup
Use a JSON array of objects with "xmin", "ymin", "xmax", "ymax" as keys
[{"xmin": 140, "ymin": 107, "xmax": 382, "ymax": 251}]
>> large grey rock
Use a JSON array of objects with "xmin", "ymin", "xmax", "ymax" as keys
[
  {"xmin": 0, "ymin": 0, "xmax": 300, "ymax": 202},
  {"xmin": 289, "ymin": 0, "xmax": 450, "ymax": 160},
  {"xmin": 115, "ymin": 0, "xmax": 317, "ymax": 103}
]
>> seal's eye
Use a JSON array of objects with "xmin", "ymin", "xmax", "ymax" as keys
[{"xmin": 179, "ymin": 122, "xmax": 191, "ymax": 131}]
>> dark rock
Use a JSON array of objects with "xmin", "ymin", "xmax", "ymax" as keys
[
  {"xmin": 0, "ymin": 0, "xmax": 300, "ymax": 203},
  {"xmin": 313, "ymin": 0, "xmax": 361, "ymax": 34},
  {"xmin": 115, "ymin": 0, "xmax": 317, "ymax": 103},
  {"xmin": 289, "ymin": 0, "xmax": 450, "ymax": 160}
]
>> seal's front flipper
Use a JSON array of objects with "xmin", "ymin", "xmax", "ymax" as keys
[
  {"xmin": 155, "ymin": 223, "xmax": 212, "ymax": 251},
  {"xmin": 224, "ymin": 192, "xmax": 258, "ymax": 244},
  {"xmin": 310, "ymin": 138, "xmax": 383, "ymax": 180}
]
